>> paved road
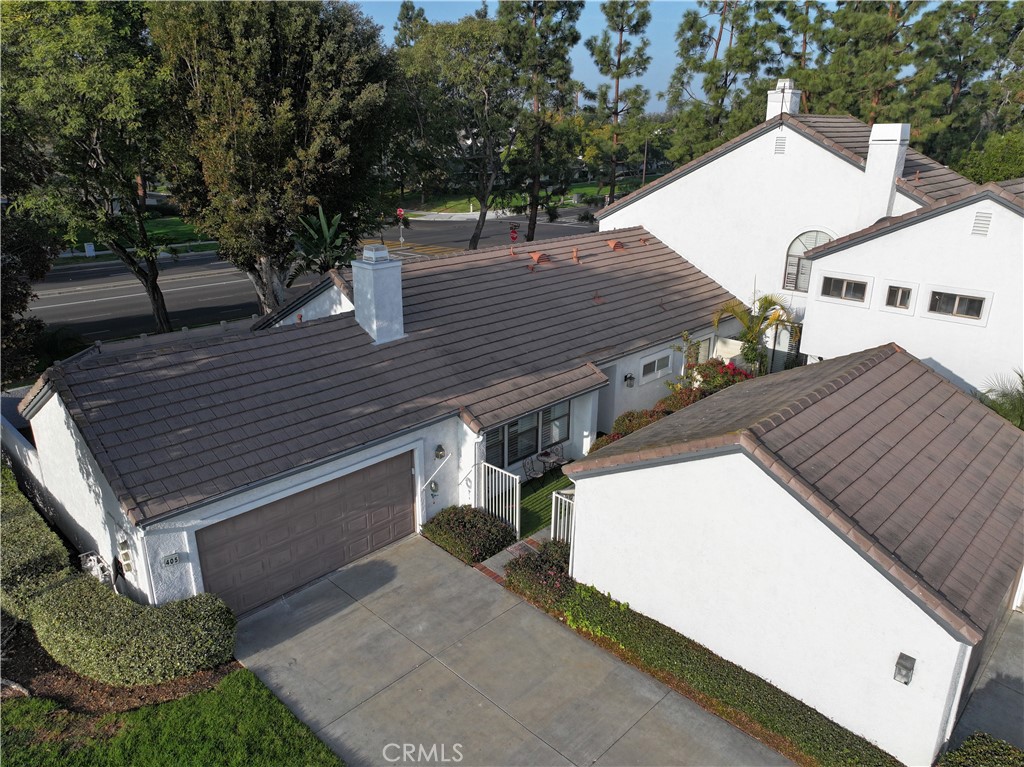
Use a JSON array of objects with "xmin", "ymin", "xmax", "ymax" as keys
[
  {"xmin": 237, "ymin": 535, "xmax": 791, "ymax": 767},
  {"xmin": 30, "ymin": 215, "xmax": 597, "ymax": 341}
]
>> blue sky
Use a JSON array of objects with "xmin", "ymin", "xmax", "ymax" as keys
[{"xmin": 354, "ymin": 1, "xmax": 690, "ymax": 109}]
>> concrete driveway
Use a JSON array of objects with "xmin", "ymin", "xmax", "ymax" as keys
[{"xmin": 236, "ymin": 535, "xmax": 790, "ymax": 767}]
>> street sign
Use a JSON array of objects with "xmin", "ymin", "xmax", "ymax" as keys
[
  {"xmin": 510, "ymin": 230, "xmax": 518, "ymax": 242},
  {"xmin": 396, "ymin": 208, "xmax": 404, "ymax": 219}
]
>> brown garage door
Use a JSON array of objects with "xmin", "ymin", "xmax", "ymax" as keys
[{"xmin": 197, "ymin": 451, "xmax": 415, "ymax": 614}]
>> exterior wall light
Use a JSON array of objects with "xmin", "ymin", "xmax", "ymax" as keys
[
  {"xmin": 894, "ymin": 653, "xmax": 916, "ymax": 685},
  {"xmin": 434, "ymin": 444, "xmax": 446, "ymax": 460},
  {"xmin": 624, "ymin": 373, "xmax": 636, "ymax": 388}
]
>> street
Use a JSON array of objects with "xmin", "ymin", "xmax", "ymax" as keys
[{"xmin": 30, "ymin": 214, "xmax": 597, "ymax": 341}]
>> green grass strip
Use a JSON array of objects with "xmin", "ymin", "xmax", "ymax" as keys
[{"xmin": 0, "ymin": 669, "xmax": 343, "ymax": 767}]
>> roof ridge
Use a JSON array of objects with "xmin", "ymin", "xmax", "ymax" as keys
[{"xmin": 748, "ymin": 344, "xmax": 901, "ymax": 438}]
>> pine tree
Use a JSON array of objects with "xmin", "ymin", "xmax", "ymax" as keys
[{"xmin": 585, "ymin": 1, "xmax": 652, "ymax": 203}]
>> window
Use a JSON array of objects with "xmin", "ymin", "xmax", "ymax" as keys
[
  {"xmin": 821, "ymin": 276, "xmax": 867, "ymax": 302},
  {"xmin": 784, "ymin": 231, "xmax": 833, "ymax": 292},
  {"xmin": 641, "ymin": 353, "xmax": 671, "ymax": 384},
  {"xmin": 929, "ymin": 291, "xmax": 984, "ymax": 319},
  {"xmin": 886, "ymin": 286, "xmax": 912, "ymax": 309},
  {"xmin": 541, "ymin": 401, "xmax": 569, "ymax": 448},
  {"xmin": 484, "ymin": 403, "xmax": 570, "ymax": 467}
]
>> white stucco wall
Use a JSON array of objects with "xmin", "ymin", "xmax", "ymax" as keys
[
  {"xmin": 28, "ymin": 394, "xmax": 151, "ymax": 601},
  {"xmin": 571, "ymin": 452, "xmax": 971, "ymax": 766},
  {"xmin": 600, "ymin": 124, "xmax": 923, "ymax": 322},
  {"xmin": 801, "ymin": 200, "xmax": 1024, "ymax": 393},
  {"xmin": 272, "ymin": 284, "xmax": 353, "ymax": 328}
]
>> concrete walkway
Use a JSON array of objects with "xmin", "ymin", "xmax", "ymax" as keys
[
  {"xmin": 236, "ymin": 535, "xmax": 790, "ymax": 767},
  {"xmin": 950, "ymin": 609, "xmax": 1024, "ymax": 751}
]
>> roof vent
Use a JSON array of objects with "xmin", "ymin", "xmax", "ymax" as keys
[
  {"xmin": 774, "ymin": 136, "xmax": 787, "ymax": 155},
  {"xmin": 363, "ymin": 244, "xmax": 390, "ymax": 263},
  {"xmin": 971, "ymin": 211, "xmax": 992, "ymax": 237}
]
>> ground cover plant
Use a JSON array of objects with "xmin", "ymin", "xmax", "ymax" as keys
[
  {"xmin": 0, "ymin": 668, "xmax": 343, "ymax": 767},
  {"xmin": 420, "ymin": 504, "xmax": 516, "ymax": 563},
  {"xmin": 938, "ymin": 733, "xmax": 1024, "ymax": 767},
  {"xmin": 504, "ymin": 544, "xmax": 902, "ymax": 767}
]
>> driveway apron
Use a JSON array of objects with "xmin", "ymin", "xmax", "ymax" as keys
[{"xmin": 236, "ymin": 535, "xmax": 790, "ymax": 767}]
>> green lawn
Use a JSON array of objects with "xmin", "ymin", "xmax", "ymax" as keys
[
  {"xmin": 0, "ymin": 669, "xmax": 343, "ymax": 767},
  {"xmin": 520, "ymin": 471, "xmax": 573, "ymax": 537},
  {"xmin": 67, "ymin": 217, "xmax": 208, "ymax": 252}
]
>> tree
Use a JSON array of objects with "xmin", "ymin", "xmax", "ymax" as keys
[
  {"xmin": 288, "ymin": 206, "xmax": 355, "ymax": 286},
  {"xmin": 712, "ymin": 293, "xmax": 796, "ymax": 376},
  {"xmin": 406, "ymin": 17, "xmax": 524, "ymax": 249},
  {"xmin": 150, "ymin": 1, "xmax": 397, "ymax": 314},
  {"xmin": 499, "ymin": 1, "xmax": 582, "ymax": 241},
  {"xmin": 394, "ymin": 0, "xmax": 428, "ymax": 48},
  {"xmin": 2, "ymin": 0, "xmax": 174, "ymax": 333},
  {"xmin": 979, "ymin": 369, "xmax": 1024, "ymax": 428},
  {"xmin": 955, "ymin": 129, "xmax": 1024, "ymax": 182},
  {"xmin": 585, "ymin": 1, "xmax": 652, "ymax": 203}
]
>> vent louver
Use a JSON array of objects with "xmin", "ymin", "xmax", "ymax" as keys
[
  {"xmin": 774, "ymin": 136, "xmax": 787, "ymax": 155},
  {"xmin": 971, "ymin": 211, "xmax": 992, "ymax": 237}
]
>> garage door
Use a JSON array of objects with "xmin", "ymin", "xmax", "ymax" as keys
[{"xmin": 197, "ymin": 451, "xmax": 415, "ymax": 614}]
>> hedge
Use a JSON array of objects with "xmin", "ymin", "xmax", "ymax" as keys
[
  {"xmin": 421, "ymin": 504, "xmax": 516, "ymax": 564},
  {"xmin": 0, "ymin": 467, "xmax": 72, "ymax": 620},
  {"xmin": 503, "ymin": 541, "xmax": 572, "ymax": 610},
  {"xmin": 503, "ymin": 547, "xmax": 901, "ymax": 767},
  {"xmin": 31, "ymin": 574, "xmax": 236, "ymax": 686},
  {"xmin": 939, "ymin": 733, "xmax": 1024, "ymax": 767}
]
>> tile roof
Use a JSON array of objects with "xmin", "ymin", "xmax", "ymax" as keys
[
  {"xmin": 803, "ymin": 182, "xmax": 1024, "ymax": 260},
  {"xmin": 567, "ymin": 344, "xmax": 1024, "ymax": 643},
  {"xmin": 597, "ymin": 112, "xmax": 977, "ymax": 219},
  {"xmin": 997, "ymin": 177, "xmax": 1024, "ymax": 198},
  {"xmin": 32, "ymin": 227, "xmax": 736, "ymax": 524}
]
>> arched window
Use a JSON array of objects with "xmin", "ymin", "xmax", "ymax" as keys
[{"xmin": 784, "ymin": 230, "xmax": 833, "ymax": 292}]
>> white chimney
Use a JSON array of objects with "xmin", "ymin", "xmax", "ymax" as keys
[
  {"xmin": 766, "ymin": 79, "xmax": 801, "ymax": 120},
  {"xmin": 855, "ymin": 123, "xmax": 910, "ymax": 229},
  {"xmin": 352, "ymin": 244, "xmax": 405, "ymax": 344}
]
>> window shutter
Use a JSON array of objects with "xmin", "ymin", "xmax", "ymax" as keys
[
  {"xmin": 797, "ymin": 258, "xmax": 813, "ymax": 292},
  {"xmin": 484, "ymin": 428, "xmax": 503, "ymax": 467}
]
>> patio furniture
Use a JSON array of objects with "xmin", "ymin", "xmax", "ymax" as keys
[
  {"xmin": 522, "ymin": 456, "xmax": 545, "ymax": 481},
  {"xmin": 549, "ymin": 443, "xmax": 571, "ymax": 466},
  {"xmin": 536, "ymin": 450, "xmax": 559, "ymax": 473}
]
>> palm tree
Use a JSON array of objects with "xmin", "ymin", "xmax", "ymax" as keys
[
  {"xmin": 712, "ymin": 293, "xmax": 796, "ymax": 376},
  {"xmin": 288, "ymin": 206, "xmax": 355, "ymax": 287},
  {"xmin": 980, "ymin": 369, "xmax": 1024, "ymax": 429}
]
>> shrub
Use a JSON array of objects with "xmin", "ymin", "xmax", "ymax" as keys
[
  {"xmin": 588, "ymin": 433, "xmax": 624, "ymax": 454},
  {"xmin": 504, "ymin": 541, "xmax": 574, "ymax": 609},
  {"xmin": 557, "ymin": 584, "xmax": 900, "ymax": 766},
  {"xmin": 31, "ymin": 574, "xmax": 236, "ymax": 686},
  {"xmin": 656, "ymin": 386, "xmax": 702, "ymax": 413},
  {"xmin": 690, "ymin": 357, "xmax": 753, "ymax": 395},
  {"xmin": 939, "ymin": 733, "xmax": 1024, "ymax": 767},
  {"xmin": 0, "ymin": 467, "xmax": 72, "ymax": 620},
  {"xmin": 421, "ymin": 504, "xmax": 516, "ymax": 564},
  {"xmin": 612, "ymin": 408, "xmax": 668, "ymax": 435}
]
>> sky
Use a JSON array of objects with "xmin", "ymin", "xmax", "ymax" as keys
[{"xmin": 354, "ymin": 1, "xmax": 691, "ymax": 109}]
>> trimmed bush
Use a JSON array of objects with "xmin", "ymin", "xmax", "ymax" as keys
[
  {"xmin": 939, "ymin": 733, "xmax": 1024, "ymax": 767},
  {"xmin": 588, "ymin": 432, "xmax": 624, "ymax": 454},
  {"xmin": 690, "ymin": 357, "xmax": 753, "ymax": 395},
  {"xmin": 612, "ymin": 408, "xmax": 667, "ymax": 436},
  {"xmin": 421, "ymin": 504, "xmax": 516, "ymax": 564},
  {"xmin": 0, "ymin": 467, "xmax": 72, "ymax": 620},
  {"xmin": 504, "ymin": 541, "xmax": 574, "ymax": 610},
  {"xmin": 656, "ymin": 386, "xmax": 702, "ymax": 414},
  {"xmin": 30, "ymin": 574, "xmax": 236, "ymax": 686}
]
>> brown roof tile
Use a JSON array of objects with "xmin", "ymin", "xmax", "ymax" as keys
[
  {"xmin": 43, "ymin": 227, "xmax": 736, "ymax": 525},
  {"xmin": 567, "ymin": 344, "xmax": 1023, "ymax": 642}
]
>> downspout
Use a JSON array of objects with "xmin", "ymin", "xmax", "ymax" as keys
[{"xmin": 937, "ymin": 642, "xmax": 972, "ymax": 754}]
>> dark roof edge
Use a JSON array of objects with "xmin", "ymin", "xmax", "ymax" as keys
[
  {"xmin": 807, "ymin": 186, "xmax": 1024, "ymax": 260},
  {"xmin": 251, "ymin": 269, "xmax": 351, "ymax": 331},
  {"xmin": 468, "ymin": 376, "xmax": 610, "ymax": 436},
  {"xmin": 137, "ymin": 405, "xmax": 464, "ymax": 527},
  {"xmin": 596, "ymin": 113, "xmax": 867, "ymax": 220},
  {"xmin": 17, "ymin": 375, "xmax": 53, "ymax": 419}
]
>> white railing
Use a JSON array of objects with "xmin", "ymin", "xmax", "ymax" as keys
[
  {"xmin": 476, "ymin": 462, "xmax": 521, "ymax": 538},
  {"xmin": 551, "ymin": 489, "xmax": 574, "ymax": 544}
]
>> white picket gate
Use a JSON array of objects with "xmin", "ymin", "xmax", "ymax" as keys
[
  {"xmin": 551, "ymin": 489, "xmax": 575, "ymax": 544},
  {"xmin": 476, "ymin": 462, "xmax": 521, "ymax": 538}
]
